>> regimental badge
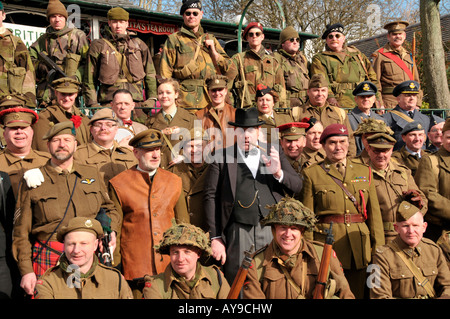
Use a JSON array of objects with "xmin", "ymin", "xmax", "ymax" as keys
[
  {"xmin": 81, "ymin": 178, "xmax": 95, "ymax": 184},
  {"xmin": 403, "ymin": 203, "xmax": 411, "ymax": 209},
  {"xmin": 409, "ymin": 82, "xmax": 415, "ymax": 89},
  {"xmin": 85, "ymin": 219, "xmax": 93, "ymax": 228},
  {"xmin": 363, "ymin": 83, "xmax": 370, "ymax": 91},
  {"xmin": 417, "ymin": 124, "xmax": 422, "ymax": 129},
  {"xmin": 339, "ymin": 127, "xmax": 346, "ymax": 133},
  {"xmin": 290, "ymin": 127, "xmax": 296, "ymax": 132}
]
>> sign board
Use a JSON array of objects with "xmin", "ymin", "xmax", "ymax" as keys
[
  {"xmin": 4, "ymin": 23, "xmax": 46, "ymax": 48},
  {"xmin": 128, "ymin": 19, "xmax": 179, "ymax": 35}
]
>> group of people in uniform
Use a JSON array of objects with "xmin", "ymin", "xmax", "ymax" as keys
[{"xmin": 0, "ymin": 0, "xmax": 449, "ymax": 302}]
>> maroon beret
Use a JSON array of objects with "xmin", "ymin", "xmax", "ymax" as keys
[
  {"xmin": 243, "ymin": 22, "xmax": 263, "ymax": 39},
  {"xmin": 319, "ymin": 123, "xmax": 348, "ymax": 144}
]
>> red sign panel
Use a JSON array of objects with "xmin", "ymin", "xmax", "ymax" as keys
[{"xmin": 128, "ymin": 19, "xmax": 180, "ymax": 35}]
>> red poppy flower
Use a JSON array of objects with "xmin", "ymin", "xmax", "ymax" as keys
[{"xmin": 70, "ymin": 115, "xmax": 82, "ymax": 128}]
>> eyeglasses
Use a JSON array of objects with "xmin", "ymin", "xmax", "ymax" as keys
[
  {"xmin": 248, "ymin": 32, "xmax": 262, "ymax": 38},
  {"xmin": 327, "ymin": 33, "xmax": 342, "ymax": 39},
  {"xmin": 92, "ymin": 122, "xmax": 118, "ymax": 129},
  {"xmin": 184, "ymin": 11, "xmax": 199, "ymax": 17},
  {"xmin": 289, "ymin": 38, "xmax": 300, "ymax": 43}
]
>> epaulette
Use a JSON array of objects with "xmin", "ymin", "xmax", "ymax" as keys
[
  {"xmin": 251, "ymin": 244, "xmax": 268, "ymax": 259},
  {"xmin": 375, "ymin": 245, "xmax": 388, "ymax": 254},
  {"xmin": 421, "ymin": 237, "xmax": 440, "ymax": 248}
]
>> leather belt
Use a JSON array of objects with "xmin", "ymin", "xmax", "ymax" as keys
[{"xmin": 318, "ymin": 214, "xmax": 366, "ymax": 225}]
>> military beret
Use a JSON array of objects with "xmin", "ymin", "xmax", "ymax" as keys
[
  {"xmin": 443, "ymin": 117, "xmax": 450, "ymax": 134},
  {"xmin": 353, "ymin": 81, "xmax": 378, "ymax": 96},
  {"xmin": 353, "ymin": 118, "xmax": 394, "ymax": 137},
  {"xmin": 88, "ymin": 108, "xmax": 119, "ymax": 125},
  {"xmin": 429, "ymin": 114, "xmax": 445, "ymax": 129},
  {"xmin": 129, "ymin": 128, "xmax": 163, "ymax": 149},
  {"xmin": 51, "ymin": 77, "xmax": 81, "ymax": 94},
  {"xmin": 0, "ymin": 94, "xmax": 28, "ymax": 108},
  {"xmin": 42, "ymin": 121, "xmax": 76, "ymax": 141},
  {"xmin": 301, "ymin": 117, "xmax": 318, "ymax": 133},
  {"xmin": 277, "ymin": 122, "xmax": 309, "ymax": 140},
  {"xmin": 393, "ymin": 80, "xmax": 420, "ymax": 97},
  {"xmin": 180, "ymin": 0, "xmax": 202, "ymax": 15},
  {"xmin": 206, "ymin": 75, "xmax": 228, "ymax": 90},
  {"xmin": 401, "ymin": 121, "xmax": 424, "ymax": 136},
  {"xmin": 384, "ymin": 20, "xmax": 409, "ymax": 33},
  {"xmin": 0, "ymin": 107, "xmax": 38, "ymax": 127},
  {"xmin": 57, "ymin": 217, "xmax": 103, "ymax": 243},
  {"xmin": 243, "ymin": 22, "xmax": 263, "ymax": 39},
  {"xmin": 107, "ymin": 7, "xmax": 129, "ymax": 20},
  {"xmin": 255, "ymin": 84, "xmax": 278, "ymax": 101},
  {"xmin": 46, "ymin": 0, "xmax": 68, "ymax": 19},
  {"xmin": 366, "ymin": 132, "xmax": 396, "ymax": 149},
  {"xmin": 319, "ymin": 123, "xmax": 348, "ymax": 144},
  {"xmin": 280, "ymin": 26, "xmax": 299, "ymax": 44},
  {"xmin": 322, "ymin": 23, "xmax": 344, "ymax": 39},
  {"xmin": 396, "ymin": 200, "xmax": 421, "ymax": 222},
  {"xmin": 308, "ymin": 74, "xmax": 329, "ymax": 89}
]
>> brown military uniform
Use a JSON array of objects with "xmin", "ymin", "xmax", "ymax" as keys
[
  {"xmin": 258, "ymin": 111, "xmax": 294, "ymax": 144},
  {"xmin": 371, "ymin": 236, "xmax": 450, "ymax": 299},
  {"xmin": 35, "ymin": 255, "xmax": 133, "ymax": 299},
  {"xmin": 73, "ymin": 141, "xmax": 137, "ymax": 186},
  {"xmin": 31, "ymin": 103, "xmax": 90, "ymax": 152},
  {"xmin": 296, "ymin": 101, "xmax": 357, "ymax": 157},
  {"xmin": 391, "ymin": 146, "xmax": 430, "ymax": 177},
  {"xmin": 243, "ymin": 240, "xmax": 355, "ymax": 299},
  {"xmin": 143, "ymin": 263, "xmax": 229, "ymax": 299},
  {"xmin": 12, "ymin": 161, "xmax": 119, "ymax": 276},
  {"xmin": 0, "ymin": 148, "xmax": 50, "ymax": 198},
  {"xmin": 301, "ymin": 147, "xmax": 326, "ymax": 168}
]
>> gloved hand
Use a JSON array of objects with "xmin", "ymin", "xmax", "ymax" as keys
[
  {"xmin": 23, "ymin": 168, "xmax": 44, "ymax": 188},
  {"xmin": 403, "ymin": 189, "xmax": 424, "ymax": 209}
]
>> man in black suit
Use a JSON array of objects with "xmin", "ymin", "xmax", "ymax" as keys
[{"xmin": 204, "ymin": 107, "xmax": 303, "ymax": 285}]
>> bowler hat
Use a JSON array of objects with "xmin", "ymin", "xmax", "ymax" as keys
[{"xmin": 228, "ymin": 107, "xmax": 265, "ymax": 128}]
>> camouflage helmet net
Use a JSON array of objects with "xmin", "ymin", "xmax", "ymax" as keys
[
  {"xmin": 154, "ymin": 220, "xmax": 212, "ymax": 257},
  {"xmin": 353, "ymin": 118, "xmax": 394, "ymax": 137},
  {"xmin": 261, "ymin": 196, "xmax": 317, "ymax": 230}
]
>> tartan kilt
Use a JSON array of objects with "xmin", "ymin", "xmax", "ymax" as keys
[{"xmin": 32, "ymin": 241, "xmax": 64, "ymax": 277}]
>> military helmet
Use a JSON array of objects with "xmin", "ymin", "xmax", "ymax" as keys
[
  {"xmin": 353, "ymin": 118, "xmax": 394, "ymax": 137},
  {"xmin": 154, "ymin": 220, "xmax": 212, "ymax": 257},
  {"xmin": 261, "ymin": 197, "xmax": 317, "ymax": 230}
]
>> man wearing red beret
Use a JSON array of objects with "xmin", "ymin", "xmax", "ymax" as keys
[{"xmin": 299, "ymin": 123, "xmax": 384, "ymax": 299}]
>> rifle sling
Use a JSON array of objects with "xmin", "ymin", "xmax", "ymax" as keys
[
  {"xmin": 103, "ymin": 39, "xmax": 134, "ymax": 83},
  {"xmin": 388, "ymin": 240, "xmax": 436, "ymax": 298}
]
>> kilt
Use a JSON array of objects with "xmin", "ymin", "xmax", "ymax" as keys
[{"xmin": 32, "ymin": 241, "xmax": 64, "ymax": 277}]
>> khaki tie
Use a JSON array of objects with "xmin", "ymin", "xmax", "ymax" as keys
[
  {"xmin": 263, "ymin": 114, "xmax": 275, "ymax": 126},
  {"xmin": 336, "ymin": 162, "xmax": 345, "ymax": 177},
  {"xmin": 164, "ymin": 114, "xmax": 172, "ymax": 124}
]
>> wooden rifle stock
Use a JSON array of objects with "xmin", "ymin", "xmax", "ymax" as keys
[
  {"xmin": 227, "ymin": 244, "xmax": 254, "ymax": 299},
  {"xmin": 313, "ymin": 222, "xmax": 334, "ymax": 299}
]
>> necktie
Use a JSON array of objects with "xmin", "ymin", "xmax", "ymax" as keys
[
  {"xmin": 165, "ymin": 114, "xmax": 172, "ymax": 124},
  {"xmin": 263, "ymin": 114, "xmax": 275, "ymax": 126},
  {"xmin": 123, "ymin": 119, "xmax": 133, "ymax": 126},
  {"xmin": 336, "ymin": 162, "xmax": 345, "ymax": 177},
  {"xmin": 408, "ymin": 111, "xmax": 414, "ymax": 118}
]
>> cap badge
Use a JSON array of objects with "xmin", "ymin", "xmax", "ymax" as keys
[
  {"xmin": 409, "ymin": 82, "xmax": 415, "ymax": 89},
  {"xmin": 363, "ymin": 84, "xmax": 370, "ymax": 91},
  {"xmin": 339, "ymin": 127, "xmax": 346, "ymax": 133},
  {"xmin": 85, "ymin": 219, "xmax": 93, "ymax": 228}
]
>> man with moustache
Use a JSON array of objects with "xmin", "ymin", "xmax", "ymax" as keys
[
  {"xmin": 204, "ymin": 107, "xmax": 302, "ymax": 286},
  {"xmin": 301, "ymin": 117, "xmax": 326, "ymax": 168},
  {"xmin": 0, "ymin": 100, "xmax": 50, "ymax": 197},
  {"xmin": 13, "ymin": 122, "xmax": 120, "ymax": 297},
  {"xmin": 299, "ymin": 123, "xmax": 384, "ymax": 298},
  {"xmin": 108, "ymin": 129, "xmax": 189, "ymax": 298}
]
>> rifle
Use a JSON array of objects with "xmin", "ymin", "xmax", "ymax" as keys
[
  {"xmin": 38, "ymin": 51, "xmax": 68, "ymax": 83},
  {"xmin": 95, "ymin": 208, "xmax": 113, "ymax": 267},
  {"xmin": 313, "ymin": 222, "xmax": 334, "ymax": 299},
  {"xmin": 411, "ymin": 32, "xmax": 416, "ymax": 79},
  {"xmin": 227, "ymin": 244, "xmax": 254, "ymax": 299}
]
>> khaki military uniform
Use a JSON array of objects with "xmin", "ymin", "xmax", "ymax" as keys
[
  {"xmin": 371, "ymin": 43, "xmax": 422, "ymax": 109},
  {"xmin": 146, "ymin": 107, "xmax": 196, "ymax": 169},
  {"xmin": 0, "ymin": 28, "xmax": 36, "ymax": 108},
  {"xmin": 31, "ymin": 103, "xmax": 91, "ymax": 152},
  {"xmin": 30, "ymin": 26, "xmax": 89, "ymax": 106},
  {"xmin": 143, "ymin": 263, "xmax": 229, "ymax": 299},
  {"xmin": 160, "ymin": 25, "xmax": 233, "ymax": 111},
  {"xmin": 169, "ymin": 162, "xmax": 208, "ymax": 231},
  {"xmin": 12, "ymin": 161, "xmax": 120, "ymax": 276},
  {"xmin": 258, "ymin": 111, "xmax": 293, "ymax": 144},
  {"xmin": 371, "ymin": 236, "xmax": 450, "ymax": 299},
  {"xmin": 301, "ymin": 148, "xmax": 326, "ymax": 168},
  {"xmin": 0, "ymin": 148, "xmax": 50, "ymax": 198},
  {"xmin": 272, "ymin": 49, "xmax": 310, "ymax": 108},
  {"xmin": 231, "ymin": 48, "xmax": 286, "ymax": 109},
  {"xmin": 391, "ymin": 146, "xmax": 430, "ymax": 177},
  {"xmin": 84, "ymin": 27, "xmax": 157, "ymax": 108},
  {"xmin": 310, "ymin": 46, "xmax": 381, "ymax": 109},
  {"xmin": 35, "ymin": 255, "xmax": 133, "ymax": 299},
  {"xmin": 243, "ymin": 240, "xmax": 354, "ymax": 299},
  {"xmin": 299, "ymin": 157, "xmax": 385, "ymax": 298},
  {"xmin": 295, "ymin": 101, "xmax": 357, "ymax": 157},
  {"xmin": 414, "ymin": 148, "xmax": 450, "ymax": 241},
  {"xmin": 354, "ymin": 157, "xmax": 427, "ymax": 242},
  {"xmin": 73, "ymin": 141, "xmax": 137, "ymax": 186}
]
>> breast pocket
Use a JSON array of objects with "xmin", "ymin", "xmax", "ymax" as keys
[
  {"xmin": 79, "ymin": 187, "xmax": 102, "ymax": 215},
  {"xmin": 314, "ymin": 184, "xmax": 337, "ymax": 211},
  {"xmin": 33, "ymin": 193, "xmax": 62, "ymax": 223}
]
